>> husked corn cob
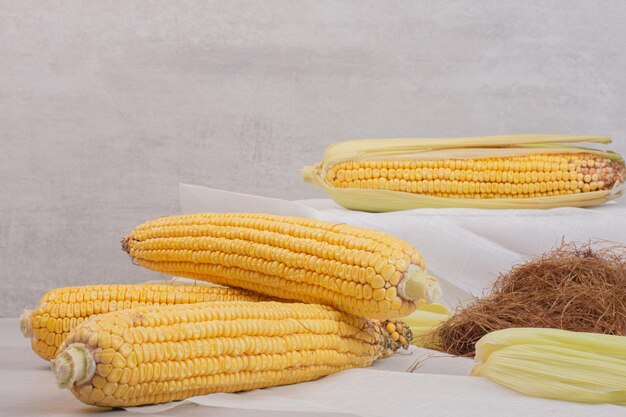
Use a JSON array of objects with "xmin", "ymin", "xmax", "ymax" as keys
[
  {"xmin": 122, "ymin": 213, "xmax": 441, "ymax": 320},
  {"xmin": 325, "ymin": 153, "xmax": 624, "ymax": 199},
  {"xmin": 303, "ymin": 135, "xmax": 625, "ymax": 210},
  {"xmin": 472, "ymin": 328, "xmax": 626, "ymax": 404},
  {"xmin": 22, "ymin": 283, "xmax": 271, "ymax": 360},
  {"xmin": 52, "ymin": 301, "xmax": 412, "ymax": 407}
]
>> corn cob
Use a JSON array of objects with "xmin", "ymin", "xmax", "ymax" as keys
[
  {"xmin": 303, "ymin": 135, "xmax": 625, "ymax": 210},
  {"xmin": 52, "ymin": 301, "xmax": 412, "ymax": 407},
  {"xmin": 22, "ymin": 283, "xmax": 271, "ymax": 361},
  {"xmin": 122, "ymin": 213, "xmax": 441, "ymax": 320},
  {"xmin": 472, "ymin": 328, "xmax": 626, "ymax": 404},
  {"xmin": 325, "ymin": 153, "xmax": 622, "ymax": 197}
]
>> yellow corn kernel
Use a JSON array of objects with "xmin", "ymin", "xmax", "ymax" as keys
[
  {"xmin": 52, "ymin": 301, "xmax": 411, "ymax": 407},
  {"xmin": 22, "ymin": 283, "xmax": 271, "ymax": 361},
  {"xmin": 325, "ymin": 153, "xmax": 623, "ymax": 200},
  {"xmin": 122, "ymin": 213, "xmax": 441, "ymax": 320}
]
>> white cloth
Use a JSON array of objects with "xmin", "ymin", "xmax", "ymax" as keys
[{"xmin": 129, "ymin": 367, "xmax": 626, "ymax": 417}]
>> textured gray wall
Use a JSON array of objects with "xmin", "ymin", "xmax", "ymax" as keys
[{"xmin": 1, "ymin": 1, "xmax": 625, "ymax": 316}]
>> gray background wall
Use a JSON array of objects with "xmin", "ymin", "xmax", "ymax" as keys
[{"xmin": 1, "ymin": 1, "xmax": 625, "ymax": 316}]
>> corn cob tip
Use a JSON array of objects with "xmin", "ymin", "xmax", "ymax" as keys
[
  {"xmin": 380, "ymin": 320, "xmax": 413, "ymax": 356},
  {"xmin": 19, "ymin": 309, "xmax": 33, "ymax": 338},
  {"xmin": 52, "ymin": 344, "xmax": 95, "ymax": 389},
  {"xmin": 121, "ymin": 236, "xmax": 131, "ymax": 254},
  {"xmin": 398, "ymin": 266, "xmax": 442, "ymax": 304}
]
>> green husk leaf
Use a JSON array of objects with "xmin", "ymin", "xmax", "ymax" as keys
[
  {"xmin": 473, "ymin": 343, "xmax": 626, "ymax": 404},
  {"xmin": 323, "ymin": 186, "xmax": 622, "ymax": 212},
  {"xmin": 403, "ymin": 305, "xmax": 451, "ymax": 348},
  {"xmin": 320, "ymin": 135, "xmax": 612, "ymax": 165},
  {"xmin": 475, "ymin": 328, "xmax": 626, "ymax": 364}
]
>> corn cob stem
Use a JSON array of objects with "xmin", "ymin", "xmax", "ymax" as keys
[
  {"xmin": 399, "ymin": 265, "xmax": 442, "ymax": 302},
  {"xmin": 53, "ymin": 344, "xmax": 96, "ymax": 388},
  {"xmin": 19, "ymin": 308, "xmax": 34, "ymax": 338}
]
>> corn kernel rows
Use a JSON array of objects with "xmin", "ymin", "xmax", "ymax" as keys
[
  {"xmin": 72, "ymin": 301, "xmax": 379, "ymax": 343},
  {"xmin": 133, "ymin": 213, "xmax": 408, "ymax": 250},
  {"xmin": 136, "ymin": 216, "xmax": 425, "ymax": 296},
  {"xmin": 77, "ymin": 365, "xmax": 359, "ymax": 407},
  {"xmin": 131, "ymin": 214, "xmax": 423, "ymax": 267},
  {"xmin": 326, "ymin": 153, "xmax": 625, "ymax": 198},
  {"xmin": 61, "ymin": 302, "xmax": 385, "ymax": 407},
  {"xmin": 130, "ymin": 222, "xmax": 420, "ymax": 296},
  {"xmin": 133, "ymin": 229, "xmax": 418, "ymax": 272},
  {"xmin": 135, "ymin": 239, "xmax": 407, "ymax": 289},
  {"xmin": 125, "ymin": 214, "xmax": 426, "ymax": 319},
  {"xmin": 134, "ymin": 258, "xmax": 414, "ymax": 319},
  {"xmin": 28, "ymin": 284, "xmax": 270, "ymax": 360}
]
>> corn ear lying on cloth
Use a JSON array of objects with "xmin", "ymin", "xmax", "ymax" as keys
[
  {"xmin": 51, "ymin": 301, "xmax": 412, "ymax": 407},
  {"xmin": 302, "ymin": 135, "xmax": 625, "ymax": 211},
  {"xmin": 472, "ymin": 328, "xmax": 626, "ymax": 404},
  {"xmin": 20, "ymin": 283, "xmax": 270, "ymax": 361},
  {"xmin": 122, "ymin": 213, "xmax": 441, "ymax": 320}
]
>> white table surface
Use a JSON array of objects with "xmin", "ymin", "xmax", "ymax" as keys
[{"xmin": 4, "ymin": 317, "xmax": 626, "ymax": 417}]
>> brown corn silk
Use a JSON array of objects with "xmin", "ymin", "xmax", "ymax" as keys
[{"xmin": 437, "ymin": 242, "xmax": 626, "ymax": 356}]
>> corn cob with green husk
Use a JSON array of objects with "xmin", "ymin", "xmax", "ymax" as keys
[
  {"xmin": 122, "ymin": 213, "xmax": 441, "ymax": 320},
  {"xmin": 302, "ymin": 135, "xmax": 625, "ymax": 211},
  {"xmin": 51, "ymin": 301, "xmax": 412, "ymax": 407},
  {"xmin": 22, "ymin": 283, "xmax": 271, "ymax": 360},
  {"xmin": 472, "ymin": 328, "xmax": 626, "ymax": 404}
]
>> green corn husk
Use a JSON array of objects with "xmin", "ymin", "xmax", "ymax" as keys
[
  {"xmin": 475, "ymin": 328, "xmax": 626, "ymax": 363},
  {"xmin": 472, "ymin": 328, "xmax": 626, "ymax": 404},
  {"xmin": 303, "ymin": 135, "xmax": 625, "ymax": 211},
  {"xmin": 402, "ymin": 303, "xmax": 450, "ymax": 348}
]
